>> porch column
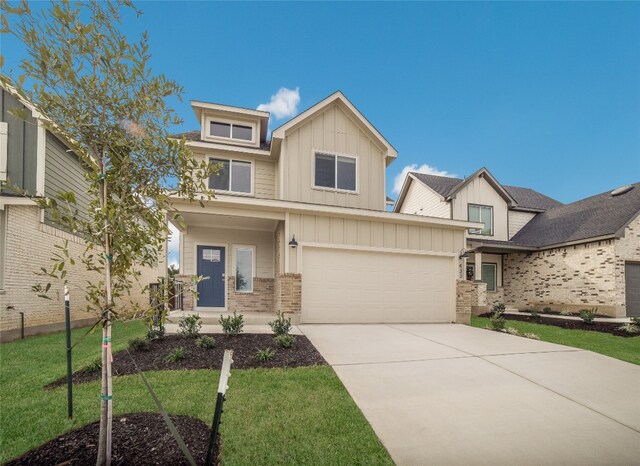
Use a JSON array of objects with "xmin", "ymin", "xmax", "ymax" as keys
[
  {"xmin": 474, "ymin": 252, "xmax": 482, "ymax": 281},
  {"xmin": 460, "ymin": 255, "xmax": 468, "ymax": 280}
]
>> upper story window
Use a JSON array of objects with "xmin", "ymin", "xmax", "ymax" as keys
[
  {"xmin": 206, "ymin": 118, "xmax": 255, "ymax": 143},
  {"xmin": 468, "ymin": 204, "xmax": 493, "ymax": 236},
  {"xmin": 314, "ymin": 152, "xmax": 357, "ymax": 192},
  {"xmin": 209, "ymin": 158, "xmax": 252, "ymax": 194}
]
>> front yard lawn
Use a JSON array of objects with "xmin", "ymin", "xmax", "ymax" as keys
[
  {"xmin": 471, "ymin": 316, "xmax": 640, "ymax": 365},
  {"xmin": 0, "ymin": 321, "xmax": 393, "ymax": 465}
]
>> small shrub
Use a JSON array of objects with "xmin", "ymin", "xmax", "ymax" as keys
[
  {"xmin": 506, "ymin": 327, "xmax": 520, "ymax": 336},
  {"xmin": 128, "ymin": 337, "xmax": 150, "ymax": 352},
  {"xmin": 255, "ymin": 347, "xmax": 276, "ymax": 362},
  {"xmin": 269, "ymin": 311, "xmax": 292, "ymax": 336},
  {"xmin": 529, "ymin": 309, "xmax": 540, "ymax": 319},
  {"xmin": 164, "ymin": 346, "xmax": 185, "ymax": 363},
  {"xmin": 559, "ymin": 310, "xmax": 573, "ymax": 316},
  {"xmin": 178, "ymin": 313, "xmax": 202, "ymax": 338},
  {"xmin": 618, "ymin": 323, "xmax": 639, "ymax": 334},
  {"xmin": 542, "ymin": 307, "xmax": 552, "ymax": 314},
  {"xmin": 275, "ymin": 334, "xmax": 296, "ymax": 348},
  {"xmin": 220, "ymin": 312, "xmax": 244, "ymax": 336},
  {"xmin": 195, "ymin": 335, "xmax": 216, "ymax": 349},
  {"xmin": 630, "ymin": 316, "xmax": 640, "ymax": 326},
  {"xmin": 81, "ymin": 357, "xmax": 102, "ymax": 373},
  {"xmin": 524, "ymin": 332, "xmax": 541, "ymax": 340},
  {"xmin": 491, "ymin": 303, "xmax": 506, "ymax": 317},
  {"xmin": 487, "ymin": 303, "xmax": 506, "ymax": 331},
  {"xmin": 147, "ymin": 326, "xmax": 165, "ymax": 341},
  {"xmin": 579, "ymin": 307, "xmax": 597, "ymax": 324}
]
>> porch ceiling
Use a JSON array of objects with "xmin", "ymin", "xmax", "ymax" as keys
[{"xmin": 178, "ymin": 212, "xmax": 279, "ymax": 232}]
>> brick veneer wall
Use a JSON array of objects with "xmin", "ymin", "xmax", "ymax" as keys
[
  {"xmin": 502, "ymin": 240, "xmax": 620, "ymax": 316},
  {"xmin": 456, "ymin": 280, "xmax": 489, "ymax": 319},
  {"xmin": 176, "ymin": 274, "xmax": 195, "ymax": 312},
  {"xmin": 615, "ymin": 214, "xmax": 640, "ymax": 314},
  {"xmin": 227, "ymin": 277, "xmax": 275, "ymax": 313},
  {"xmin": 279, "ymin": 273, "xmax": 301, "ymax": 315},
  {"xmin": 0, "ymin": 205, "xmax": 156, "ymax": 333}
]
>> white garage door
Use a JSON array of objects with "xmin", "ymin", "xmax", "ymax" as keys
[{"xmin": 301, "ymin": 247, "xmax": 454, "ymax": 323}]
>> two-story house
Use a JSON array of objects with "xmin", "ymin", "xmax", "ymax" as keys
[
  {"xmin": 0, "ymin": 82, "xmax": 157, "ymax": 341},
  {"xmin": 395, "ymin": 167, "xmax": 640, "ymax": 317},
  {"xmin": 169, "ymin": 92, "xmax": 480, "ymax": 324}
]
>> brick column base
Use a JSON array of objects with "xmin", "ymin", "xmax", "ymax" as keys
[{"xmin": 278, "ymin": 273, "xmax": 301, "ymax": 315}]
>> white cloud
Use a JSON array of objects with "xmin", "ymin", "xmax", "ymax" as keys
[
  {"xmin": 257, "ymin": 87, "xmax": 300, "ymax": 119},
  {"xmin": 392, "ymin": 164, "xmax": 456, "ymax": 195}
]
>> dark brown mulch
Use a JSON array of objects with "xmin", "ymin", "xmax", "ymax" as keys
[
  {"xmin": 480, "ymin": 313, "xmax": 639, "ymax": 338},
  {"xmin": 46, "ymin": 333, "xmax": 326, "ymax": 389},
  {"xmin": 5, "ymin": 413, "xmax": 218, "ymax": 466}
]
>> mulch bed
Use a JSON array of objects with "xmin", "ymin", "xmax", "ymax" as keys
[
  {"xmin": 480, "ymin": 313, "xmax": 639, "ymax": 338},
  {"xmin": 5, "ymin": 413, "xmax": 217, "ymax": 466},
  {"xmin": 46, "ymin": 333, "xmax": 326, "ymax": 389}
]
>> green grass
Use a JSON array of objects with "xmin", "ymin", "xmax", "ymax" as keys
[
  {"xmin": 0, "ymin": 321, "xmax": 392, "ymax": 465},
  {"xmin": 472, "ymin": 316, "xmax": 640, "ymax": 365}
]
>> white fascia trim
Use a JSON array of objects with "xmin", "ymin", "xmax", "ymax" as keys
[
  {"xmin": 170, "ymin": 194, "xmax": 483, "ymax": 231},
  {"xmin": 185, "ymin": 140, "xmax": 270, "ymax": 157},
  {"xmin": 191, "ymin": 101, "xmax": 270, "ymax": 119},
  {"xmin": 0, "ymin": 197, "xmax": 38, "ymax": 209}
]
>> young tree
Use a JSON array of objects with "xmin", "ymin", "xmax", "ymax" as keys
[{"xmin": 1, "ymin": 1, "xmax": 214, "ymax": 464}]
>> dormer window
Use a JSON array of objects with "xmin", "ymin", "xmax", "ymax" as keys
[{"xmin": 206, "ymin": 117, "xmax": 256, "ymax": 144}]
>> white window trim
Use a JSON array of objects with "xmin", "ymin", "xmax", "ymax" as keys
[
  {"xmin": 204, "ymin": 115, "xmax": 257, "ymax": 146},
  {"xmin": 208, "ymin": 157, "xmax": 254, "ymax": 196},
  {"xmin": 468, "ymin": 204, "xmax": 493, "ymax": 236},
  {"xmin": 233, "ymin": 244, "xmax": 256, "ymax": 293},
  {"xmin": 312, "ymin": 150, "xmax": 359, "ymax": 194},
  {"xmin": 0, "ymin": 122, "xmax": 7, "ymax": 182}
]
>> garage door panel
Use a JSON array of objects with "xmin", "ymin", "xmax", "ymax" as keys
[{"xmin": 302, "ymin": 247, "xmax": 454, "ymax": 323}]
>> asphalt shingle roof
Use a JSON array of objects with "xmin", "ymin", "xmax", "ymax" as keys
[
  {"xmin": 511, "ymin": 183, "xmax": 640, "ymax": 248},
  {"xmin": 410, "ymin": 172, "xmax": 561, "ymax": 211}
]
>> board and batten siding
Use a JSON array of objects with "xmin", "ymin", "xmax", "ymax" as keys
[
  {"xmin": 399, "ymin": 178, "xmax": 450, "ymax": 218},
  {"xmin": 44, "ymin": 132, "xmax": 91, "ymax": 228},
  {"xmin": 508, "ymin": 210, "xmax": 536, "ymax": 239},
  {"xmin": 280, "ymin": 103, "xmax": 386, "ymax": 210},
  {"xmin": 182, "ymin": 226, "xmax": 275, "ymax": 279},
  {"xmin": 286, "ymin": 212, "xmax": 465, "ymax": 273},
  {"xmin": 452, "ymin": 176, "xmax": 509, "ymax": 241},
  {"xmin": 1, "ymin": 89, "xmax": 38, "ymax": 194}
]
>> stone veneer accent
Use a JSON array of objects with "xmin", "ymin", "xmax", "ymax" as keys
[
  {"xmin": 0, "ymin": 205, "xmax": 156, "ymax": 336},
  {"xmin": 227, "ymin": 277, "xmax": 275, "ymax": 313},
  {"xmin": 279, "ymin": 273, "xmax": 301, "ymax": 315},
  {"xmin": 176, "ymin": 274, "xmax": 195, "ymax": 312}
]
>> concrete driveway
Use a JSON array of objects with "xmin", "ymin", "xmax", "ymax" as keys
[{"xmin": 300, "ymin": 324, "xmax": 640, "ymax": 466}]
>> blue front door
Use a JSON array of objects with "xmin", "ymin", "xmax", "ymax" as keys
[{"xmin": 197, "ymin": 245, "xmax": 226, "ymax": 307}]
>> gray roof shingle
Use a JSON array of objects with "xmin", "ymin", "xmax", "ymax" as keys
[
  {"xmin": 511, "ymin": 183, "xmax": 640, "ymax": 248},
  {"xmin": 410, "ymin": 173, "xmax": 463, "ymax": 198}
]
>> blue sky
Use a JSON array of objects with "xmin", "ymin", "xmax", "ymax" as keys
[{"xmin": 3, "ymin": 1, "xmax": 639, "ymax": 266}]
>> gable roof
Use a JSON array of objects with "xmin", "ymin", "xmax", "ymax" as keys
[
  {"xmin": 271, "ymin": 91, "xmax": 398, "ymax": 160},
  {"xmin": 405, "ymin": 169, "xmax": 558, "ymax": 212},
  {"xmin": 510, "ymin": 183, "xmax": 640, "ymax": 248}
]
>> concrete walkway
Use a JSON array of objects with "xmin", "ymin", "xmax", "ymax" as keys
[{"xmin": 300, "ymin": 324, "xmax": 640, "ymax": 466}]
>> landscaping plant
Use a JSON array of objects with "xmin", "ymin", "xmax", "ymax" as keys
[
  {"xmin": 529, "ymin": 309, "xmax": 540, "ymax": 319},
  {"xmin": 146, "ymin": 326, "xmax": 165, "ymax": 341},
  {"xmin": 81, "ymin": 357, "xmax": 103, "ymax": 374},
  {"xmin": 195, "ymin": 335, "xmax": 216, "ymax": 349},
  {"xmin": 579, "ymin": 307, "xmax": 598, "ymax": 324},
  {"xmin": 488, "ymin": 303, "xmax": 506, "ymax": 331},
  {"xmin": 542, "ymin": 307, "xmax": 552, "ymax": 314},
  {"xmin": 127, "ymin": 337, "xmax": 150, "ymax": 352},
  {"xmin": 220, "ymin": 312, "xmax": 244, "ymax": 336},
  {"xmin": 1, "ymin": 2, "xmax": 216, "ymax": 463},
  {"xmin": 275, "ymin": 334, "xmax": 296, "ymax": 348},
  {"xmin": 268, "ymin": 311, "xmax": 292, "ymax": 336},
  {"xmin": 255, "ymin": 347, "xmax": 276, "ymax": 362},
  {"xmin": 618, "ymin": 323, "xmax": 639, "ymax": 334},
  {"xmin": 177, "ymin": 313, "xmax": 202, "ymax": 338},
  {"xmin": 163, "ymin": 347, "xmax": 186, "ymax": 363}
]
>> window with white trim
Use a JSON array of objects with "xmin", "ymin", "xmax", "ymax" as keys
[
  {"xmin": 234, "ymin": 245, "xmax": 255, "ymax": 292},
  {"xmin": 209, "ymin": 158, "xmax": 252, "ymax": 194},
  {"xmin": 314, "ymin": 152, "xmax": 357, "ymax": 192},
  {"xmin": 207, "ymin": 119, "xmax": 254, "ymax": 142},
  {"xmin": 468, "ymin": 204, "xmax": 493, "ymax": 235}
]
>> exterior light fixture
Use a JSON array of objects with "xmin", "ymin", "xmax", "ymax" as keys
[
  {"xmin": 459, "ymin": 248, "xmax": 469, "ymax": 259},
  {"xmin": 288, "ymin": 235, "xmax": 298, "ymax": 248}
]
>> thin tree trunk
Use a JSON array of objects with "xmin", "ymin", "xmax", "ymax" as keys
[{"xmin": 97, "ymin": 153, "xmax": 113, "ymax": 466}]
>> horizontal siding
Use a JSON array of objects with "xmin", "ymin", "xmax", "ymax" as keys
[
  {"xmin": 508, "ymin": 210, "xmax": 536, "ymax": 239},
  {"xmin": 182, "ymin": 226, "xmax": 275, "ymax": 279},
  {"xmin": 287, "ymin": 212, "xmax": 465, "ymax": 272},
  {"xmin": 44, "ymin": 132, "xmax": 91, "ymax": 228},
  {"xmin": 399, "ymin": 179, "xmax": 450, "ymax": 218},
  {"xmin": 254, "ymin": 160, "xmax": 275, "ymax": 199}
]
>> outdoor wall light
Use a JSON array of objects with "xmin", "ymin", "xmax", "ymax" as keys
[
  {"xmin": 288, "ymin": 235, "xmax": 298, "ymax": 248},
  {"xmin": 459, "ymin": 248, "xmax": 469, "ymax": 259}
]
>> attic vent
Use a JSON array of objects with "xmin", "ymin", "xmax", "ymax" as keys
[{"xmin": 611, "ymin": 185, "xmax": 635, "ymax": 197}]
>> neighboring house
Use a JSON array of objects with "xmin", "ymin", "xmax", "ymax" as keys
[
  {"xmin": 395, "ymin": 167, "xmax": 640, "ymax": 317},
  {"xmin": 169, "ymin": 92, "xmax": 479, "ymax": 324},
  {"xmin": 0, "ymin": 83, "xmax": 157, "ymax": 340}
]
